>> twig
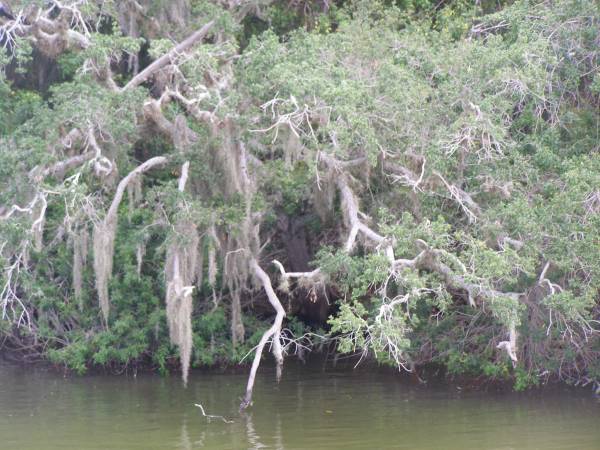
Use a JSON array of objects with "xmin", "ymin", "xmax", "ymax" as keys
[{"xmin": 194, "ymin": 403, "xmax": 234, "ymax": 424}]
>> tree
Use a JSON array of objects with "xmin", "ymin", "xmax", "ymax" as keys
[{"xmin": 0, "ymin": 0, "xmax": 599, "ymax": 406}]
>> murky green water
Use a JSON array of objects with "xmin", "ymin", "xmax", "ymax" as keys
[{"xmin": 1, "ymin": 361, "xmax": 599, "ymax": 449}]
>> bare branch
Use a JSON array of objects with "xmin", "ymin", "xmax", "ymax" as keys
[
  {"xmin": 272, "ymin": 259, "xmax": 321, "ymax": 279},
  {"xmin": 143, "ymin": 94, "xmax": 200, "ymax": 147},
  {"xmin": 385, "ymin": 159, "xmax": 425, "ymax": 192},
  {"xmin": 433, "ymin": 171, "xmax": 481, "ymax": 223},
  {"xmin": 194, "ymin": 403, "xmax": 234, "ymax": 424},
  {"xmin": 35, "ymin": 152, "xmax": 95, "ymax": 181},
  {"xmin": 240, "ymin": 259, "xmax": 286, "ymax": 411},
  {"xmin": 164, "ymin": 88, "xmax": 214, "ymax": 124}
]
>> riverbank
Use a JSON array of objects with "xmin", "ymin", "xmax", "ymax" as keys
[{"xmin": 2, "ymin": 349, "xmax": 597, "ymax": 399}]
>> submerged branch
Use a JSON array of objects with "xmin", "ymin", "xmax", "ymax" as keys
[{"xmin": 194, "ymin": 403, "xmax": 234, "ymax": 424}]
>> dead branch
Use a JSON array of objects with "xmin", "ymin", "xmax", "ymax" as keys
[
  {"xmin": 27, "ymin": 127, "xmax": 113, "ymax": 182},
  {"xmin": 392, "ymin": 239, "xmax": 522, "ymax": 360},
  {"xmin": 240, "ymin": 259, "xmax": 286, "ymax": 411},
  {"xmin": 498, "ymin": 235, "xmax": 524, "ymax": 251},
  {"xmin": 164, "ymin": 87, "xmax": 214, "ymax": 124},
  {"xmin": 393, "ymin": 239, "xmax": 522, "ymax": 305},
  {"xmin": 0, "ymin": 244, "xmax": 32, "ymax": 328},
  {"xmin": 469, "ymin": 20, "xmax": 509, "ymax": 39},
  {"xmin": 339, "ymin": 174, "xmax": 395, "ymax": 261},
  {"xmin": 481, "ymin": 177, "xmax": 513, "ymax": 199},
  {"xmin": 35, "ymin": 151, "xmax": 96, "ymax": 181},
  {"xmin": 10, "ymin": 11, "xmax": 91, "ymax": 57},
  {"xmin": 385, "ymin": 159, "xmax": 426, "ymax": 192},
  {"xmin": 432, "ymin": 171, "xmax": 481, "ymax": 223},
  {"xmin": 538, "ymin": 261, "xmax": 563, "ymax": 294},
  {"xmin": 272, "ymin": 259, "xmax": 321, "ymax": 280},
  {"xmin": 194, "ymin": 403, "xmax": 234, "ymax": 424},
  {"xmin": 272, "ymin": 259, "xmax": 322, "ymax": 294}
]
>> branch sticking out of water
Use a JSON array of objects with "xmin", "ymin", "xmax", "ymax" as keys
[{"xmin": 194, "ymin": 403, "xmax": 234, "ymax": 424}]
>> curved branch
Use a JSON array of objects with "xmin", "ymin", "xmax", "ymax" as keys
[
  {"xmin": 31, "ymin": 151, "xmax": 94, "ymax": 181},
  {"xmin": 240, "ymin": 259, "xmax": 286, "ymax": 411},
  {"xmin": 143, "ymin": 94, "xmax": 199, "ymax": 146},
  {"xmin": 393, "ymin": 240, "xmax": 522, "ymax": 362},
  {"xmin": 272, "ymin": 259, "xmax": 321, "ymax": 280},
  {"xmin": 107, "ymin": 156, "xmax": 167, "ymax": 220}
]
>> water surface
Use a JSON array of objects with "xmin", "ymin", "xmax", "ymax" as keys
[{"xmin": 1, "ymin": 361, "xmax": 599, "ymax": 449}]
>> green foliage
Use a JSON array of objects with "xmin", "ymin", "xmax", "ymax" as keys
[
  {"xmin": 513, "ymin": 367, "xmax": 540, "ymax": 391},
  {"xmin": 263, "ymin": 160, "xmax": 313, "ymax": 215},
  {"xmin": 0, "ymin": 90, "xmax": 42, "ymax": 136},
  {"xmin": 542, "ymin": 292, "xmax": 594, "ymax": 323},
  {"xmin": 316, "ymin": 248, "xmax": 389, "ymax": 299},
  {"xmin": 193, "ymin": 307, "xmax": 229, "ymax": 366},
  {"xmin": 48, "ymin": 340, "xmax": 90, "ymax": 375},
  {"xmin": 329, "ymin": 301, "xmax": 370, "ymax": 353}
]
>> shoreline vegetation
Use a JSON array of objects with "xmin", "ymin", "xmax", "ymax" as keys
[
  {"xmin": 1, "ymin": 353, "xmax": 597, "ymax": 398},
  {"xmin": 1, "ymin": 0, "xmax": 599, "ymax": 408}
]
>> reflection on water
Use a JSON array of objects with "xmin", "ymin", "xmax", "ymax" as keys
[
  {"xmin": 0, "ymin": 360, "xmax": 599, "ymax": 450},
  {"xmin": 244, "ymin": 413, "xmax": 266, "ymax": 450}
]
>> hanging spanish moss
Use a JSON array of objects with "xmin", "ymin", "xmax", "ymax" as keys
[
  {"xmin": 135, "ymin": 241, "xmax": 146, "ymax": 278},
  {"xmin": 93, "ymin": 156, "xmax": 167, "ymax": 323},
  {"xmin": 93, "ymin": 220, "xmax": 116, "ymax": 324},
  {"xmin": 312, "ymin": 173, "xmax": 335, "ymax": 223},
  {"xmin": 164, "ymin": 162, "xmax": 199, "ymax": 385},
  {"xmin": 195, "ymin": 237, "xmax": 204, "ymax": 291},
  {"xmin": 32, "ymin": 195, "xmax": 47, "ymax": 252},
  {"xmin": 126, "ymin": 174, "xmax": 143, "ymax": 222},
  {"xmin": 165, "ymin": 255, "xmax": 194, "ymax": 385},
  {"xmin": 224, "ymin": 242, "xmax": 246, "ymax": 347},
  {"xmin": 72, "ymin": 227, "xmax": 88, "ymax": 311},
  {"xmin": 207, "ymin": 224, "xmax": 219, "ymax": 288}
]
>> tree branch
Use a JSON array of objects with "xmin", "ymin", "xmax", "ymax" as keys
[
  {"xmin": 318, "ymin": 152, "xmax": 394, "ymax": 256},
  {"xmin": 240, "ymin": 259, "xmax": 286, "ymax": 411},
  {"xmin": 272, "ymin": 259, "xmax": 321, "ymax": 280},
  {"xmin": 122, "ymin": 20, "xmax": 214, "ymax": 91}
]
